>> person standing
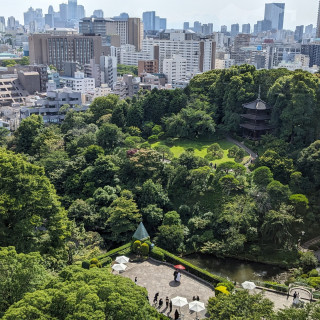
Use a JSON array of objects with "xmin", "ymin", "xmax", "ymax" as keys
[
  {"xmin": 165, "ymin": 296, "xmax": 169, "ymax": 308},
  {"xmin": 158, "ymin": 298, "xmax": 163, "ymax": 309},
  {"xmin": 135, "ymin": 277, "xmax": 137, "ymax": 284},
  {"xmin": 174, "ymin": 269, "xmax": 178, "ymax": 281},
  {"xmin": 153, "ymin": 292, "xmax": 159, "ymax": 305},
  {"xmin": 174, "ymin": 309, "xmax": 180, "ymax": 320},
  {"xmin": 176, "ymin": 271, "xmax": 181, "ymax": 283},
  {"xmin": 169, "ymin": 300, "xmax": 172, "ymax": 313}
]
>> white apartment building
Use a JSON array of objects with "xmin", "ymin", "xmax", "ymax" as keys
[
  {"xmin": 142, "ymin": 38, "xmax": 216, "ymax": 74},
  {"xmin": 100, "ymin": 56, "xmax": 117, "ymax": 89},
  {"xmin": 163, "ymin": 54, "xmax": 187, "ymax": 84},
  {"xmin": 120, "ymin": 45, "xmax": 152, "ymax": 66},
  {"xmin": 215, "ymin": 54, "xmax": 236, "ymax": 69},
  {"xmin": 60, "ymin": 71, "xmax": 95, "ymax": 94}
]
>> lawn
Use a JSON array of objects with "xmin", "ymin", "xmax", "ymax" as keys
[{"xmin": 152, "ymin": 138, "xmax": 250, "ymax": 165}]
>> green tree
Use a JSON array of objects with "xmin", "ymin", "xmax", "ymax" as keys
[
  {"xmin": 252, "ymin": 166, "xmax": 273, "ymax": 189},
  {"xmin": 266, "ymin": 180, "xmax": 290, "ymax": 208},
  {"xmin": 219, "ymin": 174, "xmax": 240, "ymax": 195},
  {"xmin": 139, "ymin": 179, "xmax": 169, "ymax": 208},
  {"xmin": 141, "ymin": 205, "xmax": 163, "ymax": 232},
  {"xmin": 20, "ymin": 56, "xmax": 30, "ymax": 65},
  {"xmin": 163, "ymin": 211, "xmax": 181, "ymax": 226},
  {"xmin": 105, "ymin": 197, "xmax": 141, "ymax": 243},
  {"xmin": 289, "ymin": 194, "xmax": 309, "ymax": 217},
  {"xmin": 207, "ymin": 290, "xmax": 274, "ymax": 320},
  {"xmin": 0, "ymin": 247, "xmax": 49, "ymax": 317},
  {"xmin": 0, "ymin": 149, "xmax": 69, "ymax": 256},
  {"xmin": 97, "ymin": 123, "xmax": 124, "ymax": 151},
  {"xmin": 156, "ymin": 225, "xmax": 184, "ymax": 252},
  {"xmin": 90, "ymin": 95, "xmax": 119, "ymax": 122}
]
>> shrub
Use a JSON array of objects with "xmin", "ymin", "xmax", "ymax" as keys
[
  {"xmin": 90, "ymin": 258, "xmax": 99, "ymax": 265},
  {"xmin": 216, "ymin": 282, "xmax": 234, "ymax": 292},
  {"xmin": 90, "ymin": 264, "xmax": 97, "ymax": 268},
  {"xmin": 263, "ymin": 281, "xmax": 288, "ymax": 293},
  {"xmin": 141, "ymin": 243, "xmax": 149, "ymax": 256},
  {"xmin": 309, "ymin": 269, "xmax": 319, "ymax": 277},
  {"xmin": 299, "ymin": 251, "xmax": 318, "ymax": 272},
  {"xmin": 165, "ymin": 138, "xmax": 174, "ymax": 147},
  {"xmin": 150, "ymin": 248, "xmax": 165, "ymax": 261},
  {"xmin": 148, "ymin": 135, "xmax": 158, "ymax": 143},
  {"xmin": 235, "ymin": 148, "xmax": 246, "ymax": 162},
  {"xmin": 132, "ymin": 240, "xmax": 142, "ymax": 253},
  {"xmin": 82, "ymin": 260, "xmax": 90, "ymax": 269},
  {"xmin": 99, "ymin": 256, "xmax": 112, "ymax": 267},
  {"xmin": 228, "ymin": 145, "xmax": 240, "ymax": 158}
]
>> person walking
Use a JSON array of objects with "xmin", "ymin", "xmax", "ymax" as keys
[
  {"xmin": 196, "ymin": 295, "xmax": 200, "ymax": 301},
  {"xmin": 174, "ymin": 309, "xmax": 180, "ymax": 320},
  {"xmin": 165, "ymin": 296, "xmax": 169, "ymax": 308},
  {"xmin": 135, "ymin": 277, "xmax": 137, "ymax": 285},
  {"xmin": 158, "ymin": 298, "xmax": 163, "ymax": 309},
  {"xmin": 153, "ymin": 292, "xmax": 159, "ymax": 305},
  {"xmin": 169, "ymin": 300, "xmax": 172, "ymax": 313},
  {"xmin": 174, "ymin": 269, "xmax": 178, "ymax": 281},
  {"xmin": 176, "ymin": 271, "xmax": 181, "ymax": 283}
]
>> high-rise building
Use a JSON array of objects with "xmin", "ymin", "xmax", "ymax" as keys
[
  {"xmin": 128, "ymin": 18, "xmax": 143, "ymax": 51},
  {"xmin": 160, "ymin": 18, "xmax": 167, "ymax": 30},
  {"xmin": 264, "ymin": 3, "xmax": 285, "ymax": 30},
  {"xmin": 68, "ymin": 0, "xmax": 77, "ymax": 20},
  {"xmin": 100, "ymin": 56, "xmax": 117, "ymax": 88},
  {"xmin": 194, "ymin": 21, "xmax": 202, "ymax": 33},
  {"xmin": 155, "ymin": 16, "xmax": 160, "ymax": 30},
  {"xmin": 242, "ymin": 23, "xmax": 251, "ymax": 34},
  {"xmin": 231, "ymin": 24, "xmax": 239, "ymax": 37},
  {"xmin": 221, "ymin": 25, "xmax": 227, "ymax": 33},
  {"xmin": 302, "ymin": 43, "xmax": 320, "ymax": 66},
  {"xmin": 7, "ymin": 16, "xmax": 16, "ymax": 30},
  {"xmin": 45, "ymin": 14, "xmax": 54, "ymax": 28},
  {"xmin": 0, "ymin": 17, "xmax": 5, "ymax": 32},
  {"xmin": 48, "ymin": 6, "xmax": 54, "ymax": 15},
  {"xmin": 29, "ymin": 33, "xmax": 103, "ymax": 71},
  {"xmin": 59, "ymin": 4, "xmax": 68, "ymax": 23},
  {"xmin": 305, "ymin": 24, "xmax": 313, "ymax": 35},
  {"xmin": 163, "ymin": 54, "xmax": 187, "ymax": 84},
  {"xmin": 77, "ymin": 5, "xmax": 85, "ymax": 20},
  {"xmin": 93, "ymin": 10, "xmax": 104, "ymax": 18},
  {"xmin": 294, "ymin": 25, "xmax": 304, "ymax": 42},
  {"xmin": 24, "ymin": 7, "xmax": 35, "ymax": 26},
  {"xmin": 143, "ymin": 11, "xmax": 156, "ymax": 31},
  {"xmin": 317, "ymin": 1, "xmax": 320, "ymax": 38},
  {"xmin": 183, "ymin": 22, "xmax": 190, "ymax": 30}
]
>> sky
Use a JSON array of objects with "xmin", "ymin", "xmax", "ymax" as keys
[{"xmin": 1, "ymin": 0, "xmax": 318, "ymax": 31}]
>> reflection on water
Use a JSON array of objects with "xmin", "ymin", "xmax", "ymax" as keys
[{"xmin": 184, "ymin": 253, "xmax": 284, "ymax": 283}]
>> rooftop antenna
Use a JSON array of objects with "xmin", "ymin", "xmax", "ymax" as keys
[{"xmin": 258, "ymin": 85, "xmax": 261, "ymax": 100}]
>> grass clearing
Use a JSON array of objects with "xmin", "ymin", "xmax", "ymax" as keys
[{"xmin": 152, "ymin": 138, "xmax": 250, "ymax": 165}]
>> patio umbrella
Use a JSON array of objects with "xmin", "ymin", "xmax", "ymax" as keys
[
  {"xmin": 174, "ymin": 264, "xmax": 186, "ymax": 270},
  {"xmin": 115, "ymin": 256, "xmax": 129, "ymax": 264},
  {"xmin": 242, "ymin": 281, "xmax": 256, "ymax": 290},
  {"xmin": 189, "ymin": 301, "xmax": 205, "ymax": 319},
  {"xmin": 172, "ymin": 296, "xmax": 188, "ymax": 313},
  {"xmin": 112, "ymin": 263, "xmax": 127, "ymax": 272}
]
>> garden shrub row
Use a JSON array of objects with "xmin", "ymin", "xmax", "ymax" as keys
[
  {"xmin": 152, "ymin": 246, "xmax": 232, "ymax": 286},
  {"xmin": 262, "ymin": 281, "xmax": 288, "ymax": 293},
  {"xmin": 82, "ymin": 242, "xmax": 132, "ymax": 269}
]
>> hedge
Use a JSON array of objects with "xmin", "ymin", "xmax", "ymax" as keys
[
  {"xmin": 82, "ymin": 242, "xmax": 132, "ymax": 269},
  {"xmin": 152, "ymin": 246, "xmax": 231, "ymax": 286},
  {"xmin": 262, "ymin": 281, "xmax": 288, "ymax": 293}
]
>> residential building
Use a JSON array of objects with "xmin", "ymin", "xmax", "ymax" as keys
[
  {"xmin": 264, "ymin": 3, "xmax": 285, "ymax": 30},
  {"xmin": 215, "ymin": 54, "xmax": 235, "ymax": 69},
  {"xmin": 60, "ymin": 71, "xmax": 95, "ymax": 94},
  {"xmin": 138, "ymin": 60, "xmax": 159, "ymax": 76},
  {"xmin": 0, "ymin": 77, "xmax": 28, "ymax": 107},
  {"xmin": 301, "ymin": 43, "xmax": 320, "ymax": 66},
  {"xmin": 84, "ymin": 59, "xmax": 101, "ymax": 87},
  {"xmin": 113, "ymin": 74, "xmax": 140, "ymax": 99},
  {"xmin": 100, "ymin": 56, "xmax": 117, "ymax": 88},
  {"xmin": 29, "ymin": 33, "xmax": 103, "ymax": 71},
  {"xmin": 128, "ymin": 18, "xmax": 143, "ymax": 51},
  {"xmin": 163, "ymin": 54, "xmax": 187, "ymax": 84}
]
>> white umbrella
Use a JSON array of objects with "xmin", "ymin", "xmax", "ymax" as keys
[
  {"xmin": 115, "ymin": 256, "xmax": 129, "ymax": 264},
  {"xmin": 112, "ymin": 263, "xmax": 127, "ymax": 271},
  {"xmin": 189, "ymin": 301, "xmax": 205, "ymax": 319},
  {"xmin": 172, "ymin": 296, "xmax": 188, "ymax": 314},
  {"xmin": 242, "ymin": 281, "xmax": 256, "ymax": 290}
]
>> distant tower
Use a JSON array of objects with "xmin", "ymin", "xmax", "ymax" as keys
[{"xmin": 317, "ymin": 1, "xmax": 320, "ymax": 38}]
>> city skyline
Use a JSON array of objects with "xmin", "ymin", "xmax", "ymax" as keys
[{"xmin": 1, "ymin": 0, "xmax": 318, "ymax": 31}]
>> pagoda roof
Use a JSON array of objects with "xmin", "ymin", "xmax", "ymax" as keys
[
  {"xmin": 243, "ymin": 98, "xmax": 271, "ymax": 110},
  {"xmin": 241, "ymin": 114, "xmax": 271, "ymax": 121},
  {"xmin": 240, "ymin": 123, "xmax": 273, "ymax": 131},
  {"xmin": 132, "ymin": 222, "xmax": 150, "ymax": 241}
]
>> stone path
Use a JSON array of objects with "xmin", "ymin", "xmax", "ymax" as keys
[{"xmin": 119, "ymin": 259, "xmax": 214, "ymax": 319}]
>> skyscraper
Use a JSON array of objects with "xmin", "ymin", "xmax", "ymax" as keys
[
  {"xmin": 93, "ymin": 10, "xmax": 104, "ymax": 18},
  {"xmin": 264, "ymin": 3, "xmax": 285, "ymax": 30},
  {"xmin": 317, "ymin": 1, "xmax": 320, "ymax": 38},
  {"xmin": 143, "ymin": 11, "xmax": 155, "ymax": 31},
  {"xmin": 7, "ymin": 16, "xmax": 16, "ymax": 30},
  {"xmin": 294, "ymin": 25, "xmax": 304, "ymax": 42},
  {"xmin": 160, "ymin": 18, "xmax": 167, "ymax": 30},
  {"xmin": 59, "ymin": 4, "xmax": 68, "ymax": 22},
  {"xmin": 68, "ymin": 0, "xmax": 77, "ymax": 20},
  {"xmin": 183, "ymin": 22, "xmax": 190, "ymax": 30},
  {"xmin": 231, "ymin": 23, "xmax": 240, "ymax": 37},
  {"xmin": 221, "ymin": 25, "xmax": 227, "ymax": 33},
  {"xmin": 242, "ymin": 23, "xmax": 251, "ymax": 34},
  {"xmin": 128, "ymin": 17, "xmax": 143, "ymax": 51}
]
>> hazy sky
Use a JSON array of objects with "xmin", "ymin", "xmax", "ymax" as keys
[{"xmin": 1, "ymin": 0, "xmax": 318, "ymax": 31}]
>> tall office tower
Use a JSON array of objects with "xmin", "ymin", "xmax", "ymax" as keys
[
  {"xmin": 294, "ymin": 25, "xmax": 304, "ymax": 42},
  {"xmin": 0, "ymin": 17, "xmax": 5, "ymax": 32},
  {"xmin": 155, "ymin": 16, "xmax": 160, "ymax": 30},
  {"xmin": 113, "ymin": 12, "xmax": 129, "ymax": 20},
  {"xmin": 77, "ymin": 5, "xmax": 85, "ymax": 20},
  {"xmin": 221, "ymin": 25, "xmax": 227, "ymax": 33},
  {"xmin": 7, "ymin": 16, "xmax": 16, "ymax": 30},
  {"xmin": 242, "ymin": 23, "xmax": 251, "ymax": 34},
  {"xmin": 93, "ymin": 10, "xmax": 104, "ymax": 18},
  {"xmin": 264, "ymin": 3, "xmax": 285, "ymax": 30},
  {"xmin": 35, "ymin": 9, "xmax": 44, "ymax": 29},
  {"xmin": 143, "ymin": 11, "xmax": 155, "ymax": 31},
  {"xmin": 68, "ymin": 0, "xmax": 77, "ymax": 20},
  {"xmin": 24, "ymin": 7, "xmax": 35, "ymax": 26},
  {"xmin": 305, "ymin": 24, "xmax": 313, "ymax": 34},
  {"xmin": 231, "ymin": 23, "xmax": 239, "ymax": 37},
  {"xmin": 59, "ymin": 4, "xmax": 68, "ymax": 22},
  {"xmin": 160, "ymin": 18, "xmax": 167, "ymax": 30},
  {"xmin": 194, "ymin": 21, "xmax": 202, "ymax": 33},
  {"xmin": 317, "ymin": 1, "xmax": 320, "ymax": 38},
  {"xmin": 48, "ymin": 6, "xmax": 54, "ymax": 15},
  {"xmin": 183, "ymin": 22, "xmax": 190, "ymax": 30},
  {"xmin": 128, "ymin": 18, "xmax": 142, "ymax": 51},
  {"xmin": 45, "ymin": 14, "xmax": 54, "ymax": 28},
  {"xmin": 29, "ymin": 33, "xmax": 103, "ymax": 71}
]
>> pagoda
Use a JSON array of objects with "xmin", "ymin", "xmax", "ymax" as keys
[{"xmin": 240, "ymin": 93, "xmax": 273, "ymax": 140}]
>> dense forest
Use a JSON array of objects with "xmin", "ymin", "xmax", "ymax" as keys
[{"xmin": 1, "ymin": 65, "xmax": 320, "ymax": 318}]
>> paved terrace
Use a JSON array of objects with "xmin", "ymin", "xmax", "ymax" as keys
[{"xmin": 117, "ymin": 259, "xmax": 308, "ymax": 319}]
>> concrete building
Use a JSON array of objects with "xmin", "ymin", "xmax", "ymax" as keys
[
  {"xmin": 231, "ymin": 24, "xmax": 240, "ymax": 37},
  {"xmin": 215, "ymin": 54, "xmax": 235, "ymax": 69},
  {"xmin": 163, "ymin": 54, "xmax": 187, "ymax": 84},
  {"xmin": 138, "ymin": 60, "xmax": 159, "ymax": 76},
  {"xmin": 60, "ymin": 71, "xmax": 95, "ymax": 94},
  {"xmin": 294, "ymin": 25, "xmax": 304, "ymax": 42},
  {"xmin": 113, "ymin": 74, "xmax": 140, "ymax": 99},
  {"xmin": 128, "ymin": 18, "xmax": 143, "ymax": 51},
  {"xmin": 17, "ymin": 71, "xmax": 40, "ymax": 94},
  {"xmin": 0, "ymin": 77, "xmax": 28, "ymax": 107},
  {"xmin": 301, "ymin": 43, "xmax": 320, "ymax": 66},
  {"xmin": 21, "ymin": 82, "xmax": 86, "ymax": 123},
  {"xmin": 84, "ymin": 59, "xmax": 101, "ymax": 87},
  {"xmin": 29, "ymin": 33, "xmax": 103, "ymax": 71},
  {"xmin": 7, "ymin": 17, "xmax": 16, "ymax": 30},
  {"xmin": 267, "ymin": 43, "xmax": 301, "ymax": 68},
  {"xmin": 264, "ymin": 3, "xmax": 285, "ymax": 31},
  {"xmin": 143, "ymin": 11, "xmax": 156, "ymax": 31},
  {"xmin": 183, "ymin": 22, "xmax": 190, "ymax": 30},
  {"xmin": 93, "ymin": 10, "xmax": 104, "ymax": 18},
  {"xmin": 100, "ymin": 56, "xmax": 117, "ymax": 88},
  {"xmin": 242, "ymin": 24, "xmax": 251, "ymax": 34}
]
